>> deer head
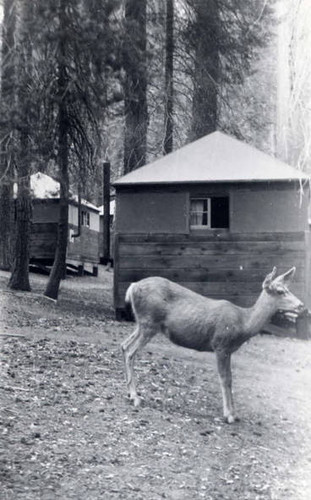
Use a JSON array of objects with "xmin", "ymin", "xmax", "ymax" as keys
[{"xmin": 262, "ymin": 267, "xmax": 305, "ymax": 318}]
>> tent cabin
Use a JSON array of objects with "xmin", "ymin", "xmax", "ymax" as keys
[
  {"xmin": 30, "ymin": 172, "xmax": 100, "ymax": 275},
  {"xmin": 113, "ymin": 132, "xmax": 311, "ymax": 325}
]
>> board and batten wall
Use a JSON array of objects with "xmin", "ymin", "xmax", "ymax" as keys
[
  {"xmin": 114, "ymin": 182, "xmax": 311, "ymax": 318},
  {"xmin": 31, "ymin": 200, "xmax": 100, "ymax": 265}
]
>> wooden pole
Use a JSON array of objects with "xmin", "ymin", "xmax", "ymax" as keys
[{"xmin": 103, "ymin": 161, "xmax": 111, "ymax": 264}]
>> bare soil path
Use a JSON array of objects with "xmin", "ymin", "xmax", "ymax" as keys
[{"xmin": 1, "ymin": 268, "xmax": 311, "ymax": 499}]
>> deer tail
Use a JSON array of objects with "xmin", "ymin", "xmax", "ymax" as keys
[{"xmin": 125, "ymin": 283, "xmax": 136, "ymax": 321}]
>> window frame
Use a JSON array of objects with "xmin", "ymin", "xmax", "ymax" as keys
[
  {"xmin": 189, "ymin": 194, "xmax": 230, "ymax": 231},
  {"xmin": 190, "ymin": 197, "xmax": 212, "ymax": 229},
  {"xmin": 81, "ymin": 210, "xmax": 90, "ymax": 228}
]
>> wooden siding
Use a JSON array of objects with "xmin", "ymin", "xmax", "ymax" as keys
[
  {"xmin": 30, "ymin": 223, "xmax": 99, "ymax": 264},
  {"xmin": 32, "ymin": 201, "xmax": 59, "ymax": 223},
  {"xmin": 67, "ymin": 225, "xmax": 99, "ymax": 263},
  {"xmin": 30, "ymin": 223, "xmax": 58, "ymax": 259},
  {"xmin": 114, "ymin": 231, "xmax": 308, "ymax": 315}
]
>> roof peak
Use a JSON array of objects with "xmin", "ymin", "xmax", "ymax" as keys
[{"xmin": 115, "ymin": 131, "xmax": 307, "ymax": 186}]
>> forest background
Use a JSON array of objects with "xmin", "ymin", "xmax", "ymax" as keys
[{"xmin": 0, "ymin": 0, "xmax": 310, "ymax": 297}]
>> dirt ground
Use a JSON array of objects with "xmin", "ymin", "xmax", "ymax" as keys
[{"xmin": 1, "ymin": 267, "xmax": 311, "ymax": 500}]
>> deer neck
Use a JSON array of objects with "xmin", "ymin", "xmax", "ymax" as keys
[{"xmin": 243, "ymin": 290, "xmax": 277, "ymax": 336}]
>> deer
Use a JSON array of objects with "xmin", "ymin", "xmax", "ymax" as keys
[{"xmin": 121, "ymin": 267, "xmax": 305, "ymax": 423}]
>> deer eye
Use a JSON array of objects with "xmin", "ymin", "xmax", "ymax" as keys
[{"xmin": 276, "ymin": 288, "xmax": 286, "ymax": 295}]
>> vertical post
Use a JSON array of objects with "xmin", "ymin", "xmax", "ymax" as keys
[{"xmin": 103, "ymin": 161, "xmax": 111, "ymax": 265}]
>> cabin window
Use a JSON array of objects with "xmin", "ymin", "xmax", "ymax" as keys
[
  {"xmin": 190, "ymin": 197, "xmax": 229, "ymax": 229},
  {"xmin": 81, "ymin": 210, "xmax": 90, "ymax": 227}
]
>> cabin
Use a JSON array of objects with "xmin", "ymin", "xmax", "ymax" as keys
[
  {"xmin": 30, "ymin": 172, "xmax": 100, "ymax": 275},
  {"xmin": 113, "ymin": 131, "xmax": 311, "ymax": 325}
]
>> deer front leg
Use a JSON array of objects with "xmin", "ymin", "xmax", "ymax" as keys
[
  {"xmin": 121, "ymin": 326, "xmax": 151, "ymax": 407},
  {"xmin": 121, "ymin": 328, "xmax": 141, "ymax": 406},
  {"xmin": 216, "ymin": 351, "xmax": 235, "ymax": 423}
]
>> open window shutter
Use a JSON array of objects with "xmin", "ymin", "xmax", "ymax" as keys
[{"xmin": 211, "ymin": 197, "xmax": 229, "ymax": 228}]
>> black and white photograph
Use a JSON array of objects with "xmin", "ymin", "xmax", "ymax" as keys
[{"xmin": 0, "ymin": 1, "xmax": 311, "ymax": 498}]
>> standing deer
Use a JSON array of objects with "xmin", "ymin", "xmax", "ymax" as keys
[{"xmin": 121, "ymin": 267, "xmax": 304, "ymax": 423}]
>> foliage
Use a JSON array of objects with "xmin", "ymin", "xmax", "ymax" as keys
[
  {"xmin": 122, "ymin": 0, "xmax": 148, "ymax": 174},
  {"xmin": 1, "ymin": 0, "xmax": 309, "ymax": 292},
  {"xmin": 0, "ymin": 0, "xmax": 17, "ymax": 270},
  {"xmin": 275, "ymin": 0, "xmax": 311, "ymax": 173},
  {"xmin": 181, "ymin": 0, "xmax": 277, "ymax": 140}
]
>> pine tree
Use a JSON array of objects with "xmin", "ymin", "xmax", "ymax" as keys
[
  {"xmin": 163, "ymin": 0, "xmax": 174, "ymax": 155},
  {"xmin": 183, "ymin": 0, "xmax": 276, "ymax": 141},
  {"xmin": 123, "ymin": 0, "xmax": 148, "ymax": 174},
  {"xmin": 0, "ymin": 0, "xmax": 17, "ymax": 270},
  {"xmin": 42, "ymin": 0, "xmax": 111, "ymax": 299},
  {"xmin": 8, "ymin": 0, "xmax": 34, "ymax": 291}
]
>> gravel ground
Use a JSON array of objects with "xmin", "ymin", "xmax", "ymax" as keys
[{"xmin": 1, "ymin": 268, "xmax": 311, "ymax": 499}]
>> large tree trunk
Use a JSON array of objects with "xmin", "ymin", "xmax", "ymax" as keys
[
  {"xmin": 0, "ymin": 0, "xmax": 16, "ymax": 270},
  {"xmin": 8, "ymin": 172, "xmax": 32, "ymax": 290},
  {"xmin": 163, "ymin": 0, "xmax": 174, "ymax": 155},
  {"xmin": 9, "ymin": 0, "xmax": 33, "ymax": 291},
  {"xmin": 123, "ymin": 0, "xmax": 148, "ymax": 174},
  {"xmin": 189, "ymin": 0, "xmax": 219, "ymax": 141},
  {"xmin": 44, "ymin": 0, "xmax": 70, "ymax": 300},
  {"xmin": 44, "ymin": 100, "xmax": 69, "ymax": 300}
]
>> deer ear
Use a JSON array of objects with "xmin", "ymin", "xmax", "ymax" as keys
[
  {"xmin": 279, "ymin": 267, "xmax": 296, "ymax": 283},
  {"xmin": 262, "ymin": 267, "xmax": 277, "ymax": 290}
]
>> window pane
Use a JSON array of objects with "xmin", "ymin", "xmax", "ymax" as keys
[
  {"xmin": 190, "ymin": 212, "xmax": 203, "ymax": 225},
  {"xmin": 191, "ymin": 200, "xmax": 204, "ymax": 212},
  {"xmin": 190, "ymin": 197, "xmax": 229, "ymax": 229},
  {"xmin": 190, "ymin": 199, "xmax": 209, "ymax": 226}
]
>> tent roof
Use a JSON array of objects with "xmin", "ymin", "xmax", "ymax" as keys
[
  {"xmin": 115, "ymin": 132, "xmax": 308, "ymax": 186},
  {"xmin": 30, "ymin": 172, "xmax": 99, "ymax": 212}
]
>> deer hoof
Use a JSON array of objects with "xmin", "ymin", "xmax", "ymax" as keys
[
  {"xmin": 131, "ymin": 396, "xmax": 141, "ymax": 407},
  {"xmin": 225, "ymin": 414, "xmax": 236, "ymax": 424}
]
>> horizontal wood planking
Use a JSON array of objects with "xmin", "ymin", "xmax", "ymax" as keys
[
  {"xmin": 30, "ymin": 223, "xmax": 58, "ymax": 259},
  {"xmin": 114, "ymin": 231, "xmax": 308, "ymax": 311},
  {"xmin": 31, "ymin": 223, "xmax": 58, "ymax": 234},
  {"xmin": 31, "ymin": 223, "xmax": 99, "ymax": 264},
  {"xmin": 118, "ymin": 232, "xmax": 305, "ymax": 243},
  {"xmin": 118, "ymin": 254, "xmax": 304, "ymax": 270},
  {"xmin": 119, "ymin": 242, "xmax": 304, "ymax": 257}
]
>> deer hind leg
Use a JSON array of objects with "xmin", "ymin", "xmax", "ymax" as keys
[
  {"xmin": 121, "ymin": 325, "xmax": 152, "ymax": 407},
  {"xmin": 216, "ymin": 351, "xmax": 235, "ymax": 423}
]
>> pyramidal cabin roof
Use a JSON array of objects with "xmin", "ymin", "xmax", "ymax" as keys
[{"xmin": 115, "ymin": 131, "xmax": 308, "ymax": 186}]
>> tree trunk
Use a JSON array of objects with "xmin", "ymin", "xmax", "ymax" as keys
[
  {"xmin": 44, "ymin": 109, "xmax": 69, "ymax": 300},
  {"xmin": 8, "ymin": 173, "xmax": 32, "ymax": 290},
  {"xmin": 0, "ymin": 0, "xmax": 16, "ymax": 270},
  {"xmin": 44, "ymin": 0, "xmax": 70, "ymax": 300},
  {"xmin": 123, "ymin": 0, "xmax": 148, "ymax": 174},
  {"xmin": 9, "ymin": 0, "xmax": 34, "ymax": 291},
  {"xmin": 163, "ymin": 0, "xmax": 174, "ymax": 155},
  {"xmin": 189, "ymin": 0, "xmax": 219, "ymax": 141},
  {"xmin": 0, "ymin": 180, "xmax": 14, "ymax": 271}
]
